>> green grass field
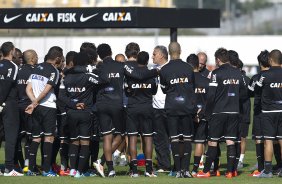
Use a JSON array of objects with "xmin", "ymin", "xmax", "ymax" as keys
[{"xmin": 0, "ymin": 139, "xmax": 281, "ymax": 184}]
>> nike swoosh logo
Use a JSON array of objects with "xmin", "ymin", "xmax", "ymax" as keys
[
  {"xmin": 80, "ymin": 13, "xmax": 98, "ymax": 22},
  {"xmin": 4, "ymin": 14, "xmax": 22, "ymax": 23}
]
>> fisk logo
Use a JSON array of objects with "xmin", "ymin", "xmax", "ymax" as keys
[{"xmin": 103, "ymin": 12, "xmax": 131, "ymax": 22}]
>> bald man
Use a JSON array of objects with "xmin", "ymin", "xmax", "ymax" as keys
[
  {"xmin": 16, "ymin": 50, "xmax": 38, "ymax": 172},
  {"xmin": 115, "ymin": 54, "xmax": 126, "ymax": 63},
  {"xmin": 159, "ymin": 42, "xmax": 195, "ymax": 178},
  {"xmin": 197, "ymin": 52, "xmax": 211, "ymax": 79}
]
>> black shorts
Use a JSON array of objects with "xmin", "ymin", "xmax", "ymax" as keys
[
  {"xmin": 208, "ymin": 113, "xmax": 239, "ymax": 141},
  {"xmin": 97, "ymin": 104, "xmax": 124, "ymax": 136},
  {"xmin": 261, "ymin": 112, "xmax": 282, "ymax": 140},
  {"xmin": 193, "ymin": 120, "xmax": 208, "ymax": 143},
  {"xmin": 31, "ymin": 105, "xmax": 57, "ymax": 138},
  {"xmin": 167, "ymin": 114, "xmax": 194, "ymax": 140},
  {"xmin": 67, "ymin": 110, "xmax": 92, "ymax": 140},
  {"xmin": 239, "ymin": 122, "xmax": 249, "ymax": 138},
  {"xmin": 18, "ymin": 104, "xmax": 32, "ymax": 135},
  {"xmin": 126, "ymin": 105, "xmax": 154, "ymax": 136},
  {"xmin": 57, "ymin": 112, "xmax": 69, "ymax": 140},
  {"xmin": 252, "ymin": 114, "xmax": 263, "ymax": 140}
]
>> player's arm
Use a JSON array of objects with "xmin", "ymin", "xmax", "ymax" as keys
[
  {"xmin": 151, "ymin": 78, "xmax": 158, "ymax": 95},
  {"xmin": 58, "ymin": 80, "xmax": 77, "ymax": 110},
  {"xmin": 201, "ymin": 73, "xmax": 217, "ymax": 120},
  {"xmin": 159, "ymin": 71, "xmax": 169, "ymax": 94},
  {"xmin": 36, "ymin": 70, "xmax": 60, "ymax": 104},
  {"xmin": 0, "ymin": 64, "xmax": 18, "ymax": 106},
  {"xmin": 88, "ymin": 64, "xmax": 109, "ymax": 85},
  {"xmin": 247, "ymin": 76, "xmax": 256, "ymax": 97},
  {"xmin": 124, "ymin": 63, "xmax": 158, "ymax": 80},
  {"xmin": 239, "ymin": 75, "xmax": 249, "ymax": 102}
]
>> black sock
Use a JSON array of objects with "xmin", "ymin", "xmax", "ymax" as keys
[
  {"xmin": 90, "ymin": 140, "xmax": 99, "ymax": 167},
  {"xmin": 41, "ymin": 141, "xmax": 44, "ymax": 166},
  {"xmin": 131, "ymin": 159, "xmax": 138, "ymax": 174},
  {"xmin": 226, "ymin": 145, "xmax": 236, "ymax": 173},
  {"xmin": 203, "ymin": 146, "xmax": 217, "ymax": 173},
  {"xmin": 145, "ymin": 159, "xmax": 153, "ymax": 174},
  {"xmin": 28, "ymin": 141, "xmax": 40, "ymax": 172},
  {"xmin": 256, "ymin": 143, "xmax": 264, "ymax": 172},
  {"xmin": 273, "ymin": 144, "xmax": 281, "ymax": 166},
  {"xmin": 69, "ymin": 144, "xmax": 79, "ymax": 170},
  {"xmin": 100, "ymin": 155, "xmax": 106, "ymax": 166},
  {"xmin": 78, "ymin": 145, "xmax": 89, "ymax": 173},
  {"xmin": 192, "ymin": 156, "xmax": 201, "ymax": 172},
  {"xmin": 234, "ymin": 142, "xmax": 241, "ymax": 171},
  {"xmin": 51, "ymin": 138, "xmax": 60, "ymax": 165},
  {"xmin": 182, "ymin": 141, "xmax": 192, "ymax": 171},
  {"xmin": 171, "ymin": 141, "xmax": 181, "ymax": 171},
  {"xmin": 17, "ymin": 141, "xmax": 25, "ymax": 168},
  {"xmin": 60, "ymin": 142, "xmax": 69, "ymax": 170},
  {"xmin": 213, "ymin": 157, "xmax": 220, "ymax": 171},
  {"xmin": 42, "ymin": 142, "xmax": 53, "ymax": 172},
  {"xmin": 106, "ymin": 161, "xmax": 114, "ymax": 172},
  {"xmin": 264, "ymin": 161, "xmax": 272, "ymax": 174}
]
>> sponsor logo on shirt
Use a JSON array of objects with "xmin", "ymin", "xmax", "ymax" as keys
[
  {"xmin": 49, "ymin": 72, "xmax": 55, "ymax": 82},
  {"xmin": 108, "ymin": 73, "xmax": 120, "ymax": 78},
  {"xmin": 124, "ymin": 65, "xmax": 133, "ymax": 74},
  {"xmin": 170, "ymin": 77, "xmax": 188, "ymax": 84},
  {"xmin": 67, "ymin": 87, "xmax": 86, "ymax": 92},
  {"xmin": 175, "ymin": 96, "xmax": 185, "ymax": 102},
  {"xmin": 195, "ymin": 88, "xmax": 206, "ymax": 94},
  {"xmin": 17, "ymin": 79, "xmax": 28, "ymax": 85},
  {"xmin": 131, "ymin": 83, "xmax": 152, "ymax": 89},
  {"xmin": 31, "ymin": 74, "xmax": 44, "ymax": 81},
  {"xmin": 223, "ymin": 79, "xmax": 239, "ymax": 85},
  {"xmin": 270, "ymin": 83, "xmax": 282, "ymax": 88},
  {"xmin": 103, "ymin": 12, "xmax": 131, "ymax": 22},
  {"xmin": 89, "ymin": 77, "xmax": 99, "ymax": 84},
  {"xmin": 7, "ymin": 68, "xmax": 12, "ymax": 77}
]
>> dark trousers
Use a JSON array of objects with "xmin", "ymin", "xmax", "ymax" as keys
[
  {"xmin": 153, "ymin": 109, "xmax": 171, "ymax": 170},
  {"xmin": 2, "ymin": 100, "xmax": 20, "ymax": 171}
]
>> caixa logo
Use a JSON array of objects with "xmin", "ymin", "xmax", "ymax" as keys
[
  {"xmin": 26, "ymin": 13, "xmax": 77, "ymax": 22},
  {"xmin": 103, "ymin": 12, "xmax": 131, "ymax": 22}
]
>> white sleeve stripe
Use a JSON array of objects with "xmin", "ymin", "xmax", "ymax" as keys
[
  {"xmin": 209, "ymin": 83, "xmax": 218, "ymax": 87},
  {"xmin": 10, "ymin": 60, "xmax": 18, "ymax": 80},
  {"xmin": 55, "ymin": 68, "xmax": 59, "ymax": 84}
]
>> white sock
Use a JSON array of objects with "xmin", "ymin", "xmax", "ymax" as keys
[
  {"xmin": 120, "ymin": 154, "xmax": 126, "ymax": 159},
  {"xmin": 239, "ymin": 154, "xmax": 245, "ymax": 162},
  {"xmin": 61, "ymin": 165, "xmax": 65, "ymax": 171},
  {"xmin": 24, "ymin": 159, "xmax": 29, "ymax": 167},
  {"xmin": 113, "ymin": 150, "xmax": 121, "ymax": 157},
  {"xmin": 200, "ymin": 155, "xmax": 205, "ymax": 163}
]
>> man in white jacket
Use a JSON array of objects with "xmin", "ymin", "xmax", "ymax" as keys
[{"xmin": 152, "ymin": 45, "xmax": 171, "ymax": 172}]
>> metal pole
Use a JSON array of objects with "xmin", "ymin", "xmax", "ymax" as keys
[
  {"xmin": 198, "ymin": 0, "xmax": 203, "ymax": 9},
  {"xmin": 170, "ymin": 28, "xmax": 177, "ymax": 42}
]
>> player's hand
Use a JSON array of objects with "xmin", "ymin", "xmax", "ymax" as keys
[
  {"xmin": 25, "ymin": 104, "xmax": 35, "ymax": 114},
  {"xmin": 0, "ymin": 103, "xmax": 6, "ymax": 113},
  {"xmin": 76, "ymin": 103, "xmax": 85, "ymax": 110}
]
